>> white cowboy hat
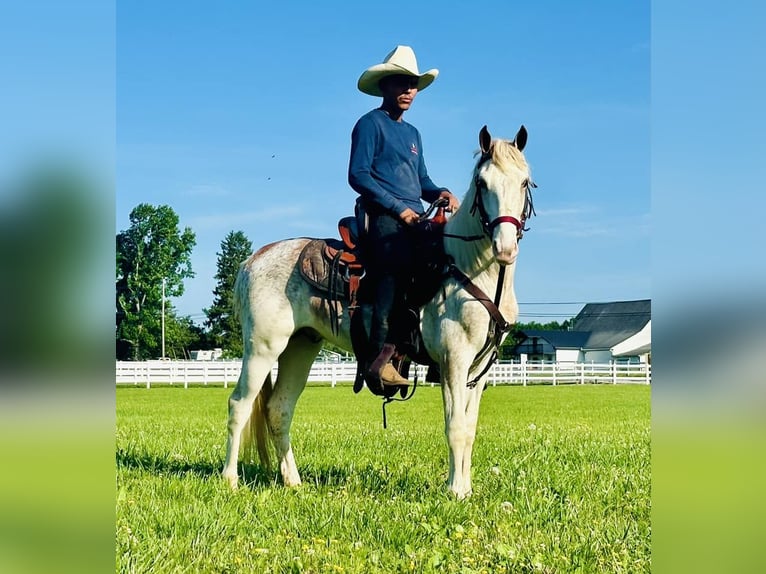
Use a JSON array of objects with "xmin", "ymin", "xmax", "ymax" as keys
[{"xmin": 357, "ymin": 45, "xmax": 439, "ymax": 97}]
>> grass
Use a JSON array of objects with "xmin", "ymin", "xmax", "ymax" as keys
[{"xmin": 116, "ymin": 384, "xmax": 650, "ymax": 573}]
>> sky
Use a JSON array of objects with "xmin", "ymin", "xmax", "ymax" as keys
[{"xmin": 116, "ymin": 1, "xmax": 650, "ymax": 325}]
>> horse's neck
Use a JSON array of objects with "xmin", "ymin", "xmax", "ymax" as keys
[
  {"xmin": 443, "ymin": 199, "xmax": 518, "ymax": 317},
  {"xmin": 444, "ymin": 197, "xmax": 494, "ymax": 279}
]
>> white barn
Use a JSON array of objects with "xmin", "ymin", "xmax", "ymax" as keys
[{"xmin": 512, "ymin": 299, "xmax": 651, "ymax": 363}]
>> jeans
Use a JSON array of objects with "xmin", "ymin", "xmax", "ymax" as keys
[{"xmin": 363, "ymin": 212, "xmax": 417, "ymax": 360}]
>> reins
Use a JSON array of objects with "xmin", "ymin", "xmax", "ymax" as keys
[{"xmin": 446, "ymin": 263, "xmax": 511, "ymax": 388}]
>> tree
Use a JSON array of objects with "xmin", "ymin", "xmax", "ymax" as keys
[
  {"xmin": 204, "ymin": 230, "xmax": 253, "ymax": 357},
  {"xmin": 163, "ymin": 314, "xmax": 205, "ymax": 359},
  {"xmin": 116, "ymin": 204, "xmax": 196, "ymax": 360}
]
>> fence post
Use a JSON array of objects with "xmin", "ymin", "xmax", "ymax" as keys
[
  {"xmin": 552, "ymin": 363, "xmax": 557, "ymax": 386},
  {"xmin": 579, "ymin": 363, "xmax": 585, "ymax": 385},
  {"xmin": 145, "ymin": 364, "xmax": 151, "ymax": 389},
  {"xmin": 522, "ymin": 361, "xmax": 527, "ymax": 387},
  {"xmin": 224, "ymin": 364, "xmax": 228, "ymax": 389},
  {"xmin": 184, "ymin": 364, "xmax": 188, "ymax": 389},
  {"xmin": 612, "ymin": 361, "xmax": 617, "ymax": 384},
  {"xmin": 331, "ymin": 364, "xmax": 337, "ymax": 388}
]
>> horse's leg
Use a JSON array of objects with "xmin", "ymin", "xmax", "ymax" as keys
[
  {"xmin": 459, "ymin": 382, "xmax": 486, "ymax": 496},
  {"xmin": 222, "ymin": 348, "xmax": 283, "ymax": 489},
  {"xmin": 440, "ymin": 357, "xmax": 473, "ymax": 499},
  {"xmin": 267, "ymin": 331, "xmax": 323, "ymax": 487}
]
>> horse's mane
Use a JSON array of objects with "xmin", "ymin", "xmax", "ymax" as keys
[{"xmin": 477, "ymin": 139, "xmax": 529, "ymax": 174}]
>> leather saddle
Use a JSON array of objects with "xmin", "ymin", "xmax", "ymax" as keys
[
  {"xmin": 298, "ymin": 207, "xmax": 449, "ymax": 307},
  {"xmin": 298, "ymin": 216, "xmax": 365, "ymax": 305}
]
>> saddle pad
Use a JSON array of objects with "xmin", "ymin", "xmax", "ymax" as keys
[{"xmin": 298, "ymin": 239, "xmax": 351, "ymax": 300}]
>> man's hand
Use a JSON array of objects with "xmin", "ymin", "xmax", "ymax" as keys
[
  {"xmin": 399, "ymin": 207, "xmax": 420, "ymax": 226},
  {"xmin": 439, "ymin": 190, "xmax": 460, "ymax": 212}
]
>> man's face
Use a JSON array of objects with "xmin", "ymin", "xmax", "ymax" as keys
[{"xmin": 379, "ymin": 74, "xmax": 419, "ymax": 111}]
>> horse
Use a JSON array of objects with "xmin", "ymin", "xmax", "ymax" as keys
[{"xmin": 222, "ymin": 125, "xmax": 535, "ymax": 498}]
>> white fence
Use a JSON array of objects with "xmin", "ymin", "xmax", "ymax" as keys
[{"xmin": 116, "ymin": 360, "xmax": 650, "ymax": 388}]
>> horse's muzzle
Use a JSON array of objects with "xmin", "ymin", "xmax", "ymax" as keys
[
  {"xmin": 494, "ymin": 250, "xmax": 517, "ymax": 266},
  {"xmin": 493, "ymin": 234, "xmax": 518, "ymax": 266}
]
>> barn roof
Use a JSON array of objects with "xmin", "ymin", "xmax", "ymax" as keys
[
  {"xmin": 574, "ymin": 299, "xmax": 651, "ymax": 350},
  {"xmin": 520, "ymin": 330, "xmax": 591, "ymax": 349}
]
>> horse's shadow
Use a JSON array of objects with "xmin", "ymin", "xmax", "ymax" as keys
[
  {"xmin": 117, "ymin": 449, "xmax": 437, "ymax": 496},
  {"xmin": 116, "ymin": 448, "xmax": 342, "ymax": 488},
  {"xmin": 116, "ymin": 448, "xmax": 222, "ymax": 480}
]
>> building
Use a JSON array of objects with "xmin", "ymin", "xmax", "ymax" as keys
[
  {"xmin": 189, "ymin": 348, "xmax": 224, "ymax": 361},
  {"xmin": 511, "ymin": 299, "xmax": 651, "ymax": 363}
]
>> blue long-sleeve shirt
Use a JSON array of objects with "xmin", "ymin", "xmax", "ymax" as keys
[{"xmin": 348, "ymin": 109, "xmax": 446, "ymax": 216}]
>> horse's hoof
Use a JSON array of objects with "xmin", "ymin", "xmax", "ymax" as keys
[
  {"xmin": 449, "ymin": 486, "xmax": 472, "ymax": 499},
  {"xmin": 222, "ymin": 473, "xmax": 239, "ymax": 490}
]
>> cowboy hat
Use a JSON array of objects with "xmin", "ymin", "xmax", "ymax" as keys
[{"xmin": 357, "ymin": 45, "xmax": 439, "ymax": 97}]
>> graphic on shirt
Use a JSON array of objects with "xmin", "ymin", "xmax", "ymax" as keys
[{"xmin": 410, "ymin": 142, "xmax": 418, "ymax": 155}]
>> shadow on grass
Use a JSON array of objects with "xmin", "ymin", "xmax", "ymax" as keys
[
  {"xmin": 117, "ymin": 449, "xmax": 443, "ymax": 496},
  {"xmin": 271, "ymin": 463, "xmax": 442, "ymax": 499},
  {"xmin": 116, "ymin": 447, "xmax": 281, "ymax": 486},
  {"xmin": 117, "ymin": 448, "xmax": 221, "ymax": 479}
]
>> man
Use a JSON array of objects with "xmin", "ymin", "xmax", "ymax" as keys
[{"xmin": 348, "ymin": 45, "xmax": 459, "ymax": 388}]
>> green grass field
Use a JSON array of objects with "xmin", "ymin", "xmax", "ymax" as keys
[{"xmin": 116, "ymin": 384, "xmax": 650, "ymax": 573}]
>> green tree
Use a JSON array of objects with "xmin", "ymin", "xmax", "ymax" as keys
[
  {"xmin": 116, "ymin": 204, "xmax": 196, "ymax": 360},
  {"xmin": 204, "ymin": 230, "xmax": 253, "ymax": 358},
  {"xmin": 163, "ymin": 314, "xmax": 205, "ymax": 359}
]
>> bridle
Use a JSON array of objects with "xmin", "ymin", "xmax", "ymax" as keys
[
  {"xmin": 434, "ymin": 149, "xmax": 539, "ymax": 255},
  {"xmin": 443, "ymin": 152, "xmax": 536, "ymax": 243},
  {"xmin": 471, "ymin": 154, "xmax": 536, "ymax": 240}
]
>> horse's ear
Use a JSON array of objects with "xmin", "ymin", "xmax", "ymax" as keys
[
  {"xmin": 479, "ymin": 125, "xmax": 491, "ymax": 154},
  {"xmin": 514, "ymin": 125, "xmax": 528, "ymax": 152}
]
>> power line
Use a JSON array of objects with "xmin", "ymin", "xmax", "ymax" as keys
[{"xmin": 518, "ymin": 302, "xmax": 588, "ymax": 305}]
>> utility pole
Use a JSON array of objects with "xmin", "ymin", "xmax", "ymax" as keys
[{"xmin": 161, "ymin": 277, "xmax": 166, "ymax": 359}]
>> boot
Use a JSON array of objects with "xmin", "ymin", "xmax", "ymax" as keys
[
  {"xmin": 379, "ymin": 362, "xmax": 410, "ymax": 387},
  {"xmin": 367, "ymin": 343, "xmax": 410, "ymax": 387}
]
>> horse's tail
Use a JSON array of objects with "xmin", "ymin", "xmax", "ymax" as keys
[{"xmin": 242, "ymin": 372, "xmax": 273, "ymax": 469}]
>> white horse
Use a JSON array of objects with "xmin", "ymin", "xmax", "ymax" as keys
[{"xmin": 222, "ymin": 125, "xmax": 535, "ymax": 498}]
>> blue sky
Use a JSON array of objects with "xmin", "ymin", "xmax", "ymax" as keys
[{"xmin": 117, "ymin": 1, "xmax": 650, "ymax": 324}]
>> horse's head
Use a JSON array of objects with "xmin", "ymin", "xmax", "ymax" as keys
[{"xmin": 470, "ymin": 125, "xmax": 535, "ymax": 265}]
